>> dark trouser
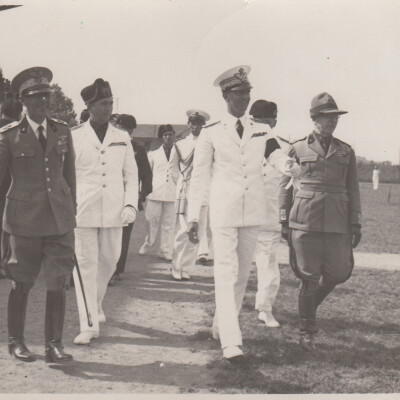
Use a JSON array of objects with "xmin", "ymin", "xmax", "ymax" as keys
[
  {"xmin": 289, "ymin": 229, "xmax": 354, "ymax": 335},
  {"xmin": 3, "ymin": 231, "xmax": 74, "ymax": 347},
  {"xmin": 115, "ymin": 222, "xmax": 134, "ymax": 275},
  {"xmin": 0, "ymin": 199, "xmax": 6, "ymax": 278}
]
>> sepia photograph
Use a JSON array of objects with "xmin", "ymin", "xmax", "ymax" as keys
[{"xmin": 0, "ymin": 0, "xmax": 399, "ymax": 397}]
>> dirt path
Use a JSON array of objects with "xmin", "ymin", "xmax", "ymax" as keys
[{"xmin": 0, "ymin": 213, "xmax": 398, "ymax": 393}]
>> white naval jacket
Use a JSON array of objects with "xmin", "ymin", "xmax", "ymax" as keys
[
  {"xmin": 262, "ymin": 137, "xmax": 290, "ymax": 231},
  {"xmin": 170, "ymin": 133, "xmax": 210, "ymax": 206},
  {"xmin": 72, "ymin": 121, "xmax": 138, "ymax": 228},
  {"xmin": 147, "ymin": 145, "xmax": 179, "ymax": 202},
  {"xmin": 187, "ymin": 114, "xmax": 290, "ymax": 228}
]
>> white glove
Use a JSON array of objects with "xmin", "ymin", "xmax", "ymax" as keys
[
  {"xmin": 121, "ymin": 206, "xmax": 137, "ymax": 224},
  {"xmin": 284, "ymin": 158, "xmax": 301, "ymax": 178}
]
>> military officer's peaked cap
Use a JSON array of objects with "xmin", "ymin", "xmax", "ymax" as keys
[
  {"xmin": 158, "ymin": 124, "xmax": 175, "ymax": 138},
  {"xmin": 186, "ymin": 109, "xmax": 210, "ymax": 124},
  {"xmin": 81, "ymin": 78, "xmax": 112, "ymax": 105},
  {"xmin": 213, "ymin": 65, "xmax": 252, "ymax": 91},
  {"xmin": 11, "ymin": 67, "xmax": 53, "ymax": 97},
  {"xmin": 310, "ymin": 92, "xmax": 348, "ymax": 118},
  {"xmin": 250, "ymin": 100, "xmax": 277, "ymax": 119},
  {"xmin": 116, "ymin": 114, "xmax": 137, "ymax": 131}
]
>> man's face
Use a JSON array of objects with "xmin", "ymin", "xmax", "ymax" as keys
[
  {"xmin": 224, "ymin": 88, "xmax": 251, "ymax": 118},
  {"xmin": 21, "ymin": 92, "xmax": 51, "ymax": 123},
  {"xmin": 162, "ymin": 131, "xmax": 175, "ymax": 148},
  {"xmin": 313, "ymin": 114, "xmax": 339, "ymax": 137},
  {"xmin": 88, "ymin": 97, "xmax": 113, "ymax": 125},
  {"xmin": 188, "ymin": 120, "xmax": 204, "ymax": 137}
]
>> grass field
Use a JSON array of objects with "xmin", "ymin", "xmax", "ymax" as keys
[
  {"xmin": 197, "ymin": 263, "xmax": 400, "ymax": 394},
  {"xmin": 355, "ymin": 182, "xmax": 400, "ymax": 254}
]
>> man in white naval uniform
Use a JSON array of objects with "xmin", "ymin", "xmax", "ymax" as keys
[
  {"xmin": 72, "ymin": 79, "xmax": 138, "ymax": 345},
  {"xmin": 170, "ymin": 110, "xmax": 210, "ymax": 281},
  {"xmin": 250, "ymin": 100, "xmax": 289, "ymax": 328},
  {"xmin": 187, "ymin": 66, "xmax": 300, "ymax": 360},
  {"xmin": 139, "ymin": 125, "xmax": 178, "ymax": 260}
]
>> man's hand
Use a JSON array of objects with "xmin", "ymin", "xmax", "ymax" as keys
[
  {"xmin": 351, "ymin": 225, "xmax": 362, "ymax": 248},
  {"xmin": 284, "ymin": 158, "xmax": 301, "ymax": 178},
  {"xmin": 281, "ymin": 224, "xmax": 290, "ymax": 241},
  {"xmin": 187, "ymin": 222, "xmax": 199, "ymax": 244},
  {"xmin": 121, "ymin": 206, "xmax": 137, "ymax": 224}
]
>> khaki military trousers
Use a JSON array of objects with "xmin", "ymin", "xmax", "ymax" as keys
[{"xmin": 212, "ymin": 226, "xmax": 260, "ymax": 349}]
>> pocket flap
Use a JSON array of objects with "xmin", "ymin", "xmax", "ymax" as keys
[
  {"xmin": 338, "ymin": 156, "xmax": 350, "ymax": 164},
  {"xmin": 300, "ymin": 155, "xmax": 318, "ymax": 163},
  {"xmin": 7, "ymin": 191, "xmax": 30, "ymax": 201},
  {"xmin": 14, "ymin": 149, "xmax": 34, "ymax": 158},
  {"xmin": 295, "ymin": 190, "xmax": 314, "ymax": 199}
]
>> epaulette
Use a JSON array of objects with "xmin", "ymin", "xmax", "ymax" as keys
[
  {"xmin": 0, "ymin": 120, "xmax": 20, "ymax": 134},
  {"xmin": 49, "ymin": 117, "xmax": 68, "ymax": 126},
  {"xmin": 71, "ymin": 123, "xmax": 84, "ymax": 131},
  {"xmin": 290, "ymin": 136, "xmax": 307, "ymax": 145},
  {"xmin": 333, "ymin": 137, "xmax": 351, "ymax": 148},
  {"xmin": 204, "ymin": 121, "xmax": 220, "ymax": 129}
]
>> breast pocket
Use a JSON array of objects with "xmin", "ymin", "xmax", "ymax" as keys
[
  {"xmin": 13, "ymin": 149, "xmax": 35, "ymax": 170},
  {"xmin": 291, "ymin": 190, "xmax": 314, "ymax": 225},
  {"xmin": 337, "ymin": 155, "xmax": 350, "ymax": 178},
  {"xmin": 299, "ymin": 155, "xmax": 319, "ymax": 177}
]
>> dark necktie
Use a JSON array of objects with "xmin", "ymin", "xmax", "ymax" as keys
[
  {"xmin": 236, "ymin": 119, "xmax": 244, "ymax": 139},
  {"xmin": 38, "ymin": 125, "xmax": 46, "ymax": 151},
  {"xmin": 321, "ymin": 136, "xmax": 330, "ymax": 154}
]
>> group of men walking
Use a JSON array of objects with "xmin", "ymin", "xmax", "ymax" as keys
[{"xmin": 0, "ymin": 63, "xmax": 362, "ymax": 364}]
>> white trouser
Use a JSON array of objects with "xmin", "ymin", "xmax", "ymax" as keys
[
  {"xmin": 143, "ymin": 200, "xmax": 175, "ymax": 257},
  {"xmin": 254, "ymin": 230, "xmax": 281, "ymax": 312},
  {"xmin": 197, "ymin": 209, "xmax": 214, "ymax": 259},
  {"xmin": 212, "ymin": 226, "xmax": 260, "ymax": 349},
  {"xmin": 373, "ymin": 178, "xmax": 379, "ymax": 190},
  {"xmin": 73, "ymin": 227, "xmax": 123, "ymax": 333},
  {"xmin": 172, "ymin": 205, "xmax": 208, "ymax": 274}
]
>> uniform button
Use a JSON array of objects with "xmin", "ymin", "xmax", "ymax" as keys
[
  {"xmin": 103, "ymin": 184, "xmax": 106, "ymax": 188},
  {"xmin": 102, "ymin": 173, "xmax": 106, "ymax": 176},
  {"xmin": 102, "ymin": 162, "xmax": 106, "ymax": 165},
  {"xmin": 244, "ymin": 176, "xmax": 247, "ymax": 178},
  {"xmin": 45, "ymin": 157, "xmax": 48, "ymax": 162},
  {"xmin": 263, "ymin": 173, "xmax": 266, "ymax": 176},
  {"xmin": 45, "ymin": 168, "xmax": 49, "ymax": 171},
  {"xmin": 46, "ymin": 178, "xmax": 50, "ymax": 182},
  {"xmin": 21, "ymin": 153, "xmax": 24, "ymax": 156},
  {"xmin": 245, "ymin": 187, "xmax": 248, "ymax": 190},
  {"xmin": 101, "ymin": 151, "xmax": 105, "ymax": 154},
  {"xmin": 48, "ymin": 188, "xmax": 51, "ymax": 192}
]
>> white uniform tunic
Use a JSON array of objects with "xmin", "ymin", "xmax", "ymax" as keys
[
  {"xmin": 170, "ymin": 133, "xmax": 210, "ymax": 275},
  {"xmin": 187, "ymin": 114, "xmax": 292, "ymax": 349},
  {"xmin": 140, "ymin": 145, "xmax": 178, "ymax": 258},
  {"xmin": 72, "ymin": 121, "xmax": 138, "ymax": 334}
]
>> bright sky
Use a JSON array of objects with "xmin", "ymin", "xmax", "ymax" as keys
[{"xmin": 1, "ymin": 0, "xmax": 400, "ymax": 163}]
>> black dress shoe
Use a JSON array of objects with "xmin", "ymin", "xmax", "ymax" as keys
[
  {"xmin": 299, "ymin": 334, "xmax": 316, "ymax": 352},
  {"xmin": 8, "ymin": 339, "xmax": 36, "ymax": 362},
  {"xmin": 45, "ymin": 341, "xmax": 73, "ymax": 363}
]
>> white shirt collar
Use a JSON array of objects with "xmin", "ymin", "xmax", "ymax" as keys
[
  {"xmin": 26, "ymin": 115, "xmax": 47, "ymax": 139},
  {"xmin": 225, "ymin": 112, "xmax": 247, "ymax": 127}
]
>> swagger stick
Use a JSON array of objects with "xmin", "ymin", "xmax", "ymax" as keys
[{"xmin": 73, "ymin": 254, "xmax": 93, "ymax": 327}]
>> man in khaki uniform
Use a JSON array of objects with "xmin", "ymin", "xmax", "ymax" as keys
[
  {"xmin": 278, "ymin": 93, "xmax": 362, "ymax": 351},
  {"xmin": 0, "ymin": 67, "xmax": 76, "ymax": 363}
]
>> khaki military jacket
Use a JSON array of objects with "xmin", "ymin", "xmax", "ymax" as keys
[
  {"xmin": 278, "ymin": 132, "xmax": 361, "ymax": 233},
  {"xmin": 0, "ymin": 117, "xmax": 76, "ymax": 236}
]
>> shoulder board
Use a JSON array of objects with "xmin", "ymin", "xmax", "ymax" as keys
[
  {"xmin": 276, "ymin": 135, "xmax": 290, "ymax": 144},
  {"xmin": 290, "ymin": 136, "xmax": 307, "ymax": 144},
  {"xmin": 204, "ymin": 121, "xmax": 220, "ymax": 129},
  {"xmin": 0, "ymin": 120, "xmax": 20, "ymax": 134},
  {"xmin": 71, "ymin": 123, "xmax": 84, "ymax": 131},
  {"xmin": 49, "ymin": 117, "xmax": 68, "ymax": 126},
  {"xmin": 333, "ymin": 137, "xmax": 351, "ymax": 148}
]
